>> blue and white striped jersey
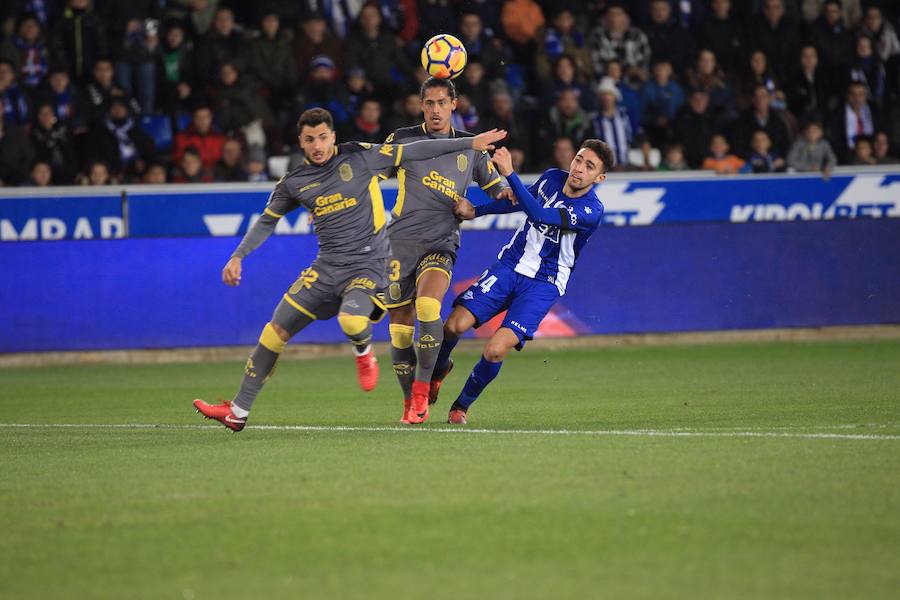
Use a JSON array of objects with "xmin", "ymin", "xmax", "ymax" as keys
[{"xmin": 496, "ymin": 169, "xmax": 604, "ymax": 295}]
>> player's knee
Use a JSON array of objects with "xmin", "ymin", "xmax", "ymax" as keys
[
  {"xmin": 415, "ymin": 296, "xmax": 442, "ymax": 323},
  {"xmin": 260, "ymin": 323, "xmax": 288, "ymax": 353},
  {"xmin": 483, "ymin": 339, "xmax": 512, "ymax": 362},
  {"xmin": 388, "ymin": 303, "xmax": 415, "ymax": 326},
  {"xmin": 337, "ymin": 313, "xmax": 369, "ymax": 336},
  {"xmin": 389, "ymin": 323, "xmax": 415, "ymax": 349}
]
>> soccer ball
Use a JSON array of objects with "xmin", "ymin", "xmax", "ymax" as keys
[{"xmin": 421, "ymin": 34, "xmax": 467, "ymax": 80}]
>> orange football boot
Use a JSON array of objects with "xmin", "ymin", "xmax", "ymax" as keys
[
  {"xmin": 193, "ymin": 399, "xmax": 246, "ymax": 432},
  {"xmin": 355, "ymin": 348, "xmax": 379, "ymax": 391},
  {"xmin": 407, "ymin": 381, "xmax": 430, "ymax": 424}
]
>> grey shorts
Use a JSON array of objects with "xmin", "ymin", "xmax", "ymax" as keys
[
  {"xmin": 385, "ymin": 239, "xmax": 457, "ymax": 308},
  {"xmin": 282, "ymin": 256, "xmax": 388, "ymax": 321}
]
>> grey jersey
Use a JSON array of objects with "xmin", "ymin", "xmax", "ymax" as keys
[
  {"xmin": 231, "ymin": 136, "xmax": 476, "ymax": 263},
  {"xmin": 385, "ymin": 124, "xmax": 507, "ymax": 248}
]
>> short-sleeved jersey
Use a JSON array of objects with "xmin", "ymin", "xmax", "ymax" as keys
[
  {"xmin": 385, "ymin": 123, "xmax": 507, "ymax": 248},
  {"xmin": 497, "ymin": 168, "xmax": 604, "ymax": 295},
  {"xmin": 263, "ymin": 141, "xmax": 406, "ymax": 261}
]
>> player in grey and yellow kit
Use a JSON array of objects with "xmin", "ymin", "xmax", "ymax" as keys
[
  {"xmin": 193, "ymin": 108, "xmax": 507, "ymax": 431},
  {"xmin": 383, "ymin": 77, "xmax": 514, "ymax": 424}
]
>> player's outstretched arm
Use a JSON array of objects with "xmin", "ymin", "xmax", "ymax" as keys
[
  {"xmin": 490, "ymin": 148, "xmax": 568, "ymax": 228},
  {"xmin": 223, "ymin": 213, "xmax": 279, "ymax": 286},
  {"xmin": 398, "ymin": 128, "xmax": 507, "ymax": 161}
]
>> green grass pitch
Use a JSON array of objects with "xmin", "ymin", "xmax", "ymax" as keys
[{"xmin": 2, "ymin": 339, "xmax": 899, "ymax": 599}]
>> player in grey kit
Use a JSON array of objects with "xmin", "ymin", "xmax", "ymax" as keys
[
  {"xmin": 193, "ymin": 108, "xmax": 507, "ymax": 431},
  {"xmin": 383, "ymin": 77, "xmax": 513, "ymax": 424}
]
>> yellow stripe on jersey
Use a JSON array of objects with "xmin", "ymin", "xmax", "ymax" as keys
[
  {"xmin": 264, "ymin": 207, "xmax": 283, "ymax": 218},
  {"xmin": 282, "ymin": 294, "xmax": 317, "ymax": 319},
  {"xmin": 481, "ymin": 177, "xmax": 503, "ymax": 191},
  {"xmin": 393, "ymin": 168, "xmax": 407, "ymax": 217},
  {"xmin": 394, "ymin": 144, "xmax": 403, "ymax": 167},
  {"xmin": 368, "ymin": 176, "xmax": 386, "ymax": 232}
]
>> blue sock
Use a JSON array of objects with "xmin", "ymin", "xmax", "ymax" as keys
[
  {"xmin": 455, "ymin": 356, "xmax": 502, "ymax": 410},
  {"xmin": 434, "ymin": 335, "xmax": 460, "ymax": 376}
]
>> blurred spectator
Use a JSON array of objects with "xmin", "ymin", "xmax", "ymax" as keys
[
  {"xmin": 850, "ymin": 134, "xmax": 876, "ymax": 165},
  {"xmin": 746, "ymin": 129, "xmax": 786, "ymax": 172},
  {"xmin": 602, "ymin": 59, "xmax": 642, "ymax": 136},
  {"xmin": 535, "ymin": 9, "xmax": 593, "ymax": 81},
  {"xmin": 657, "ymin": 142, "xmax": 689, "ymax": 170},
  {"xmin": 787, "ymin": 45, "xmax": 834, "ymax": 123},
  {"xmin": 459, "ymin": 11, "xmax": 505, "ymax": 81},
  {"xmin": 185, "ymin": 0, "xmax": 220, "ymax": 37},
  {"xmin": 112, "ymin": 17, "xmax": 160, "ymax": 114},
  {"xmin": 738, "ymin": 84, "xmax": 791, "ymax": 157},
  {"xmin": 79, "ymin": 160, "xmax": 113, "ymax": 186},
  {"xmin": 213, "ymin": 61, "xmax": 275, "ymax": 144},
  {"xmin": 386, "ymin": 92, "xmax": 422, "ymax": 131},
  {"xmin": 697, "ymin": 0, "xmax": 746, "ymax": 76},
  {"xmin": 157, "ymin": 21, "xmax": 196, "ymax": 118},
  {"xmin": 634, "ymin": 0, "xmax": 707, "ymax": 30},
  {"xmin": 343, "ymin": 67, "xmax": 371, "ymax": 122},
  {"xmin": 686, "ymin": 49, "xmax": 737, "ymax": 125},
  {"xmin": 247, "ymin": 13, "xmax": 297, "ymax": 110},
  {"xmin": 847, "ymin": 35, "xmax": 886, "ymax": 109},
  {"xmin": 344, "ymin": 4, "xmax": 413, "ymax": 103},
  {"xmin": 641, "ymin": 58, "xmax": 684, "ymax": 146},
  {"xmin": 0, "ymin": 59, "xmax": 30, "ymax": 124},
  {"xmin": 644, "ymin": 0, "xmax": 693, "ymax": 75},
  {"xmin": 702, "ymin": 133, "xmax": 746, "ymax": 174},
  {"xmin": 51, "ymin": 0, "xmax": 108, "ymax": 82},
  {"xmin": 591, "ymin": 76, "xmax": 632, "ymax": 170},
  {"xmin": 541, "ymin": 54, "xmax": 593, "ymax": 112},
  {"xmin": 292, "ymin": 11, "xmax": 343, "ymax": 85},
  {"xmin": 859, "ymin": 6, "xmax": 900, "ymax": 64},
  {"xmin": 81, "ymin": 59, "xmax": 138, "ymax": 125},
  {"xmin": 749, "ymin": 0, "xmax": 800, "ymax": 85},
  {"xmin": 172, "ymin": 145, "xmax": 213, "ymax": 182},
  {"xmin": 25, "ymin": 160, "xmax": 52, "ymax": 186},
  {"xmin": 82, "ymin": 97, "xmax": 156, "ymax": 181},
  {"xmin": 509, "ymin": 144, "xmax": 526, "ymax": 171},
  {"xmin": 141, "ymin": 161, "xmax": 168, "ymax": 184},
  {"xmin": 786, "ymin": 120, "xmax": 837, "ymax": 172},
  {"xmin": 213, "ymin": 137, "xmax": 247, "ymax": 182},
  {"xmin": 0, "ymin": 12, "xmax": 49, "ymax": 88},
  {"xmin": 37, "ymin": 67, "xmax": 85, "ymax": 131},
  {"xmin": 450, "ymin": 94, "xmax": 478, "ymax": 131},
  {"xmin": 301, "ymin": 56, "xmax": 351, "ymax": 124},
  {"xmin": 587, "ymin": 4, "xmax": 651, "ymax": 82},
  {"xmin": 828, "ymin": 81, "xmax": 884, "ymax": 164},
  {"xmin": 173, "ymin": 104, "xmax": 224, "ymax": 169},
  {"xmin": 30, "ymin": 103, "xmax": 77, "ymax": 184},
  {"xmin": 808, "ymin": 0, "xmax": 855, "ymax": 77},
  {"xmin": 873, "ymin": 131, "xmax": 899, "ymax": 164},
  {"xmin": 500, "ymin": 0, "xmax": 545, "ymax": 46},
  {"xmin": 457, "ymin": 59, "xmax": 490, "ymax": 116},
  {"xmin": 537, "ymin": 87, "xmax": 592, "ymax": 164},
  {"xmin": 549, "ymin": 135, "xmax": 576, "ymax": 170},
  {"xmin": 416, "ymin": 0, "xmax": 457, "ymax": 41},
  {"xmin": 245, "ymin": 144, "xmax": 268, "ymax": 182},
  {"xmin": 0, "ymin": 99, "xmax": 35, "ymax": 185},
  {"xmin": 481, "ymin": 86, "xmax": 530, "ymax": 159},
  {"xmin": 737, "ymin": 50, "xmax": 783, "ymax": 113},
  {"xmin": 194, "ymin": 6, "xmax": 246, "ymax": 87},
  {"xmin": 342, "ymin": 97, "xmax": 385, "ymax": 143},
  {"xmin": 802, "ymin": 0, "xmax": 861, "ymax": 27},
  {"xmin": 673, "ymin": 89, "xmax": 717, "ymax": 168}
]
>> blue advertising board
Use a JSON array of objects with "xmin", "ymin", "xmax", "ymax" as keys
[
  {"xmin": 2, "ymin": 219, "xmax": 898, "ymax": 352},
  {"xmin": 1, "ymin": 169, "xmax": 898, "ymax": 241}
]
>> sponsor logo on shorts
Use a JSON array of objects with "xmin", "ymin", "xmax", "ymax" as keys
[
  {"xmin": 510, "ymin": 320, "xmax": 527, "ymax": 333},
  {"xmin": 462, "ymin": 290, "xmax": 474, "ymax": 301}
]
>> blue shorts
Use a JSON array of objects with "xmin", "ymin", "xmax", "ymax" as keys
[{"xmin": 453, "ymin": 261, "xmax": 560, "ymax": 349}]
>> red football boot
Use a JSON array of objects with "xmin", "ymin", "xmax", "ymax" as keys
[
  {"xmin": 400, "ymin": 397, "xmax": 413, "ymax": 424},
  {"xmin": 407, "ymin": 381, "xmax": 430, "ymax": 424},
  {"xmin": 428, "ymin": 358, "xmax": 454, "ymax": 405},
  {"xmin": 355, "ymin": 348, "xmax": 379, "ymax": 392},
  {"xmin": 193, "ymin": 399, "xmax": 246, "ymax": 432}
]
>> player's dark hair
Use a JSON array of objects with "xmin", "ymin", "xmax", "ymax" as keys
[
  {"xmin": 580, "ymin": 139, "xmax": 615, "ymax": 173},
  {"xmin": 420, "ymin": 77, "xmax": 457, "ymax": 100},
  {"xmin": 296, "ymin": 108, "xmax": 334, "ymax": 134}
]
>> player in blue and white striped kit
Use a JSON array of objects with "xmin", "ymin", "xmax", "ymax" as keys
[{"xmin": 429, "ymin": 140, "xmax": 614, "ymax": 424}]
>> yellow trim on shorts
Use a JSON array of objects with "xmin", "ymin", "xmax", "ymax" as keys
[
  {"xmin": 384, "ymin": 299, "xmax": 414, "ymax": 309},
  {"xmin": 368, "ymin": 176, "xmax": 386, "ymax": 232},
  {"xmin": 392, "ymin": 168, "xmax": 407, "ymax": 216},
  {"xmin": 480, "ymin": 177, "xmax": 503, "ymax": 191},
  {"xmin": 415, "ymin": 266, "xmax": 452, "ymax": 285},
  {"xmin": 264, "ymin": 207, "xmax": 283, "ymax": 218},
  {"xmin": 282, "ymin": 294, "xmax": 317, "ymax": 320}
]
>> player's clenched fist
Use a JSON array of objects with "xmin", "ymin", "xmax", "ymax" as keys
[
  {"xmin": 491, "ymin": 147, "xmax": 514, "ymax": 176},
  {"xmin": 453, "ymin": 197, "xmax": 476, "ymax": 220},
  {"xmin": 222, "ymin": 257, "xmax": 242, "ymax": 286}
]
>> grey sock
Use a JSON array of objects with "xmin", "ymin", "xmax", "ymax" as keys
[
  {"xmin": 232, "ymin": 343, "xmax": 280, "ymax": 413},
  {"xmin": 415, "ymin": 318, "xmax": 444, "ymax": 382},
  {"xmin": 391, "ymin": 344, "xmax": 417, "ymax": 399}
]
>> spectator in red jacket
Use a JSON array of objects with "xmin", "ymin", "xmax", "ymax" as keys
[{"xmin": 173, "ymin": 104, "xmax": 224, "ymax": 170}]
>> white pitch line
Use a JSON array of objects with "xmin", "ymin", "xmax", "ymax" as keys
[{"xmin": 2, "ymin": 423, "xmax": 899, "ymax": 441}]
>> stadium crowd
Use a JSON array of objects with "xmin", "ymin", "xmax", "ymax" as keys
[{"xmin": 0, "ymin": 0, "xmax": 898, "ymax": 186}]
